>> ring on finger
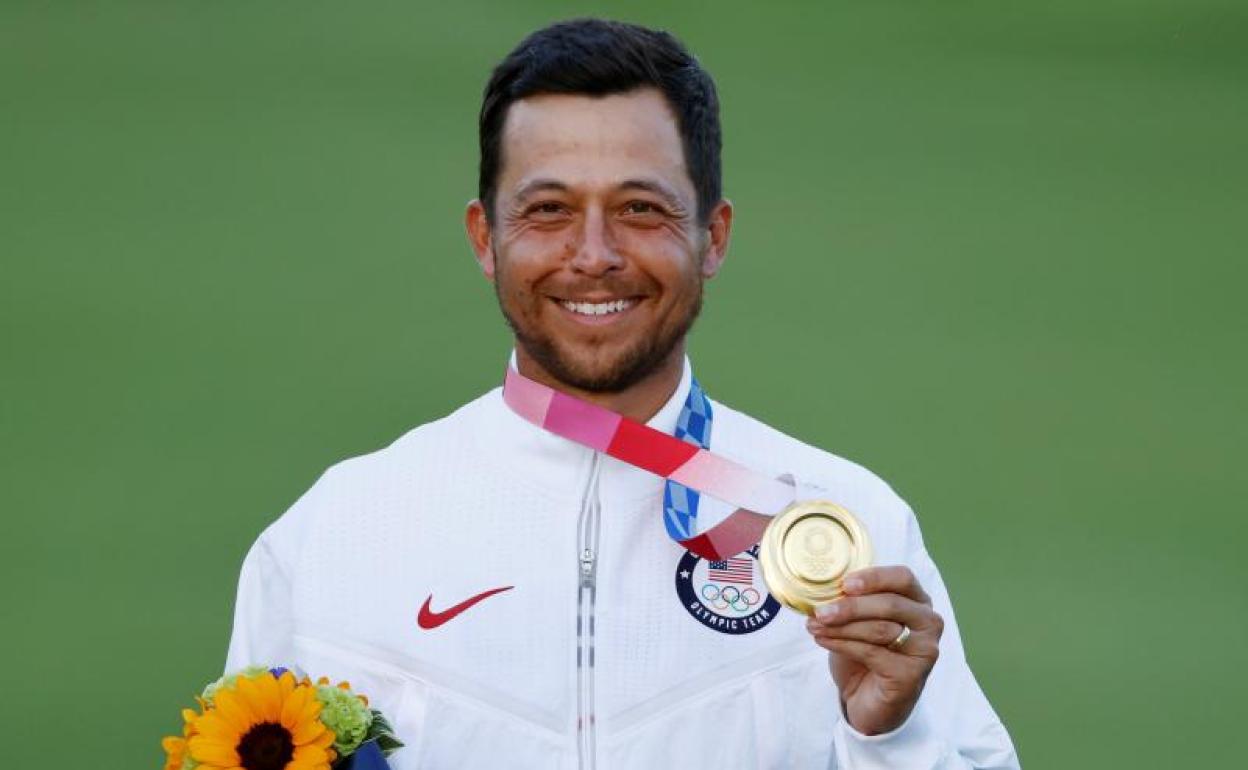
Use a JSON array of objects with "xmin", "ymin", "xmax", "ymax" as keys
[{"xmin": 887, "ymin": 625, "xmax": 911, "ymax": 651}]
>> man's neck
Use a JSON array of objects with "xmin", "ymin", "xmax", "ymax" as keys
[{"xmin": 514, "ymin": 345, "xmax": 686, "ymax": 424}]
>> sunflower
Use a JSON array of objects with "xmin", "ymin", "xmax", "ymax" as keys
[{"xmin": 188, "ymin": 670, "xmax": 336, "ymax": 770}]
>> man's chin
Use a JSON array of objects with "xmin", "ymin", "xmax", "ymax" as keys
[
  {"xmin": 522, "ymin": 340, "xmax": 666, "ymax": 394},
  {"xmin": 545, "ymin": 358, "xmax": 646, "ymax": 394}
]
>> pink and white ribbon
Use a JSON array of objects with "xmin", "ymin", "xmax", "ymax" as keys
[{"xmin": 503, "ymin": 367, "xmax": 796, "ymax": 560}]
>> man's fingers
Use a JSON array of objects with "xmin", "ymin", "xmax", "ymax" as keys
[
  {"xmin": 823, "ymin": 638, "xmax": 898, "ymax": 669},
  {"xmin": 805, "ymin": 618, "xmax": 905, "ymax": 646},
  {"xmin": 812, "ymin": 622, "xmax": 941, "ymax": 660},
  {"xmin": 842, "ymin": 566, "xmax": 930, "ymax": 604},
  {"xmin": 812, "ymin": 592, "xmax": 943, "ymax": 636}
]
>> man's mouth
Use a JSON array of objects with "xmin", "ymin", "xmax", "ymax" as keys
[{"xmin": 558, "ymin": 298, "xmax": 638, "ymax": 317}]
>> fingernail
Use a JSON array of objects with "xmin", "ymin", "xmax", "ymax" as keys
[
  {"xmin": 844, "ymin": 577, "xmax": 863, "ymax": 593},
  {"xmin": 814, "ymin": 603, "xmax": 839, "ymax": 620}
]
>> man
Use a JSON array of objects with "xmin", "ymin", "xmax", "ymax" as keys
[{"xmin": 227, "ymin": 19, "xmax": 1018, "ymax": 769}]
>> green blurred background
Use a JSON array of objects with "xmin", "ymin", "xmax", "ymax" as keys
[{"xmin": 2, "ymin": 1, "xmax": 1244, "ymax": 767}]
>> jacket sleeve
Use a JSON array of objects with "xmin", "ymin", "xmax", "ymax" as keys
[
  {"xmin": 224, "ymin": 469, "xmax": 333, "ymax": 674},
  {"xmin": 224, "ymin": 533, "xmax": 297, "ymax": 674},
  {"xmin": 828, "ymin": 504, "xmax": 1019, "ymax": 769}
]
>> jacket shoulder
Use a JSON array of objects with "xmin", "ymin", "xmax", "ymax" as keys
[
  {"xmin": 709, "ymin": 399, "xmax": 918, "ymax": 540},
  {"xmin": 324, "ymin": 387, "xmax": 496, "ymax": 482},
  {"xmin": 251, "ymin": 389, "xmax": 497, "ymax": 555}
]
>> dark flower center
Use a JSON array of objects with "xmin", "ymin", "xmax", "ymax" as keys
[{"xmin": 237, "ymin": 721, "xmax": 295, "ymax": 770}]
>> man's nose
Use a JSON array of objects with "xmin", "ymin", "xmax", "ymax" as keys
[{"xmin": 569, "ymin": 208, "xmax": 623, "ymax": 276}]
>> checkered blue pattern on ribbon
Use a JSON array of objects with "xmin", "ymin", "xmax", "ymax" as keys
[{"xmin": 663, "ymin": 377, "xmax": 713, "ymax": 542}]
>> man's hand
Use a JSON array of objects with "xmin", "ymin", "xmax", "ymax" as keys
[{"xmin": 804, "ymin": 566, "xmax": 943, "ymax": 736}]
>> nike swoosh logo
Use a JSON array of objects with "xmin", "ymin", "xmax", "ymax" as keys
[{"xmin": 417, "ymin": 586, "xmax": 514, "ymax": 630}]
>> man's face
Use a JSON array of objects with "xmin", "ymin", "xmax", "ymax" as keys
[{"xmin": 467, "ymin": 88, "xmax": 731, "ymax": 392}]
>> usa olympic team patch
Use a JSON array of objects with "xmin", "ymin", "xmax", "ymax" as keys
[{"xmin": 675, "ymin": 543, "xmax": 780, "ymax": 634}]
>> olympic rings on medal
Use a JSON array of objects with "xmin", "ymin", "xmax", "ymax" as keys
[
  {"xmin": 701, "ymin": 584, "xmax": 719, "ymax": 601},
  {"xmin": 721, "ymin": 586, "xmax": 741, "ymax": 603}
]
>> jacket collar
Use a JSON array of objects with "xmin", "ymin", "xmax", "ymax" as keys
[{"xmin": 477, "ymin": 352, "xmax": 694, "ymax": 504}]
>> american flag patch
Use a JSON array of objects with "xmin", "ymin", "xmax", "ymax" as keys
[{"xmin": 707, "ymin": 557, "xmax": 753, "ymax": 584}]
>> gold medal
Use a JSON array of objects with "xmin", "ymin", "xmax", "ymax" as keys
[{"xmin": 758, "ymin": 500, "xmax": 872, "ymax": 615}]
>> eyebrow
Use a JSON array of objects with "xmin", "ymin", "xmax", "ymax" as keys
[
  {"xmin": 510, "ymin": 177, "xmax": 689, "ymax": 212},
  {"xmin": 512, "ymin": 178, "xmax": 570, "ymax": 202},
  {"xmin": 618, "ymin": 178, "xmax": 688, "ymax": 212}
]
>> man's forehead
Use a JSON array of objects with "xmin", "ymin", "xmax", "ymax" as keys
[{"xmin": 498, "ymin": 89, "xmax": 692, "ymax": 198}]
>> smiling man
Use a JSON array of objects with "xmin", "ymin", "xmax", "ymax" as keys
[
  {"xmin": 226, "ymin": 19, "xmax": 1018, "ymax": 769},
  {"xmin": 468, "ymin": 85, "xmax": 718, "ymax": 416}
]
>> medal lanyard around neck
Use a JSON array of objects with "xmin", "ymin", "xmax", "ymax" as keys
[{"xmin": 502, "ymin": 366, "xmax": 797, "ymax": 560}]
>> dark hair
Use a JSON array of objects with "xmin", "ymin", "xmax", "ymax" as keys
[{"xmin": 478, "ymin": 18, "xmax": 722, "ymax": 224}]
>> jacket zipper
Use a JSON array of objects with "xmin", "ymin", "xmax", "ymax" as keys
[{"xmin": 576, "ymin": 452, "xmax": 602, "ymax": 770}]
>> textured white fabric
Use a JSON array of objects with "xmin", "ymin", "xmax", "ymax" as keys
[{"xmin": 226, "ymin": 358, "xmax": 1018, "ymax": 769}]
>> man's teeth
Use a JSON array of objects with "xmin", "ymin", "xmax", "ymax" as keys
[{"xmin": 561, "ymin": 299, "xmax": 635, "ymax": 316}]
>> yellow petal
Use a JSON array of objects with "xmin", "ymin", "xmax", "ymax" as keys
[
  {"xmin": 291, "ymin": 743, "xmax": 332, "ymax": 770},
  {"xmin": 293, "ymin": 743, "xmax": 329, "ymax": 761},
  {"xmin": 297, "ymin": 696, "xmax": 323, "ymax": 730},
  {"xmin": 188, "ymin": 734, "xmax": 240, "ymax": 766},
  {"xmin": 212, "ymin": 689, "xmax": 256, "ymax": 735},
  {"xmin": 301, "ymin": 689, "xmax": 323, "ymax": 718},
  {"xmin": 193, "ymin": 712, "xmax": 238, "ymax": 743},
  {"xmin": 312, "ymin": 729, "xmax": 335, "ymax": 749},
  {"xmin": 253, "ymin": 670, "xmax": 282, "ymax": 717},
  {"xmin": 280, "ymin": 685, "xmax": 309, "ymax": 730},
  {"xmin": 291, "ymin": 718, "xmax": 326, "ymax": 746},
  {"xmin": 234, "ymin": 675, "xmax": 272, "ymax": 722}
]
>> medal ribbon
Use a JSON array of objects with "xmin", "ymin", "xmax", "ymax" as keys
[
  {"xmin": 662, "ymin": 376, "xmax": 712, "ymax": 544},
  {"xmin": 503, "ymin": 367, "xmax": 797, "ymax": 560}
]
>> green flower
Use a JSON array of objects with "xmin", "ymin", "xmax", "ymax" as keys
[
  {"xmin": 200, "ymin": 665, "xmax": 272, "ymax": 706},
  {"xmin": 315, "ymin": 684, "xmax": 374, "ymax": 756}
]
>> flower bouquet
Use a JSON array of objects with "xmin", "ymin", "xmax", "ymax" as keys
[{"xmin": 162, "ymin": 666, "xmax": 402, "ymax": 770}]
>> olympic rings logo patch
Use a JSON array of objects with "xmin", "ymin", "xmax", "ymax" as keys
[
  {"xmin": 700, "ymin": 583, "xmax": 762, "ymax": 612},
  {"xmin": 675, "ymin": 544, "xmax": 780, "ymax": 635}
]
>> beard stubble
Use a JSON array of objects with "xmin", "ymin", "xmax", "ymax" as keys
[{"xmin": 492, "ymin": 249, "xmax": 704, "ymax": 393}]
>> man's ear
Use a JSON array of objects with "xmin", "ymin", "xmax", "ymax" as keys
[
  {"xmin": 701, "ymin": 199, "xmax": 734, "ymax": 279},
  {"xmin": 465, "ymin": 199, "xmax": 496, "ymax": 280}
]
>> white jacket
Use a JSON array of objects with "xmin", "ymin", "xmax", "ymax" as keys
[{"xmin": 226, "ymin": 359, "xmax": 1018, "ymax": 769}]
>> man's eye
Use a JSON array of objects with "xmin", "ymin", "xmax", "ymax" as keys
[
  {"xmin": 624, "ymin": 201, "xmax": 661, "ymax": 215},
  {"xmin": 526, "ymin": 202, "xmax": 567, "ymax": 217}
]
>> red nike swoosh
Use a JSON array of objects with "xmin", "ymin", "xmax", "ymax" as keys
[{"xmin": 417, "ymin": 586, "xmax": 514, "ymax": 630}]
